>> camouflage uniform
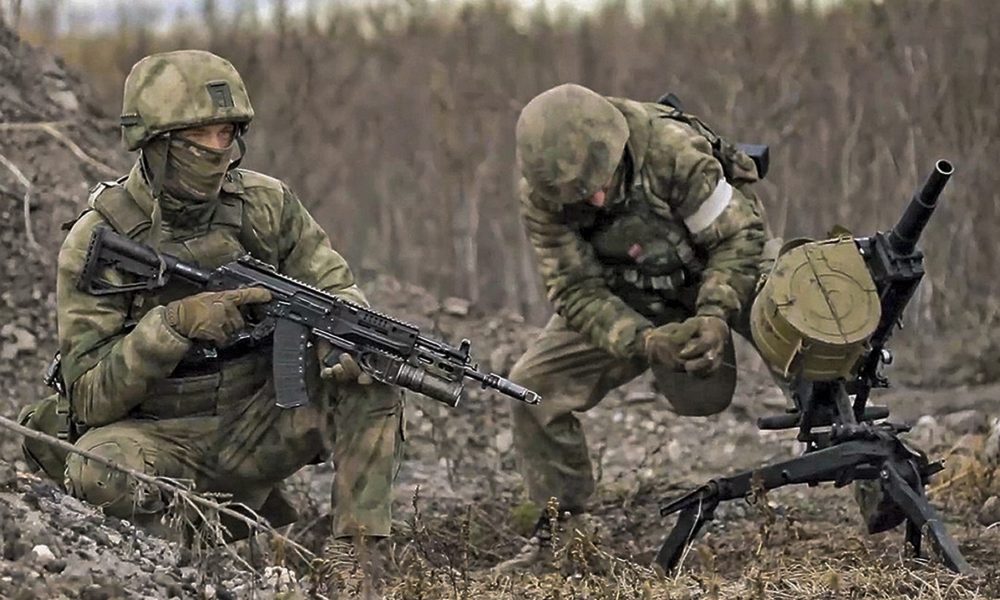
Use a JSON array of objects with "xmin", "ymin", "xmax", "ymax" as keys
[
  {"xmin": 511, "ymin": 84, "xmax": 769, "ymax": 511},
  {"xmin": 50, "ymin": 51, "xmax": 402, "ymax": 539}
]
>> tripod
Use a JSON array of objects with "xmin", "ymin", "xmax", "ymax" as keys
[
  {"xmin": 655, "ymin": 372, "xmax": 971, "ymax": 574},
  {"xmin": 657, "ymin": 159, "xmax": 970, "ymax": 574}
]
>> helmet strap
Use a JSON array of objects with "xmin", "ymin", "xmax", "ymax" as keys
[
  {"xmin": 151, "ymin": 131, "xmax": 171, "ymax": 199},
  {"xmin": 138, "ymin": 131, "xmax": 172, "ymax": 249},
  {"xmin": 230, "ymin": 134, "xmax": 247, "ymax": 170}
]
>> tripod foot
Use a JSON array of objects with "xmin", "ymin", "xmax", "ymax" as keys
[
  {"xmin": 882, "ymin": 461, "xmax": 972, "ymax": 574},
  {"xmin": 655, "ymin": 499, "xmax": 714, "ymax": 572}
]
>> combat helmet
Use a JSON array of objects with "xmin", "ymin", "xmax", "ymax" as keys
[
  {"xmin": 516, "ymin": 83, "xmax": 629, "ymax": 204},
  {"xmin": 120, "ymin": 50, "xmax": 254, "ymax": 151}
]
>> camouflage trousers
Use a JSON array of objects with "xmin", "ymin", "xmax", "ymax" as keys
[
  {"xmin": 510, "ymin": 311, "xmax": 754, "ymax": 511},
  {"xmin": 510, "ymin": 313, "xmax": 891, "ymax": 529},
  {"xmin": 63, "ymin": 353, "xmax": 404, "ymax": 539}
]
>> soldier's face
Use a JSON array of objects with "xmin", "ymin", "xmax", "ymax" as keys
[
  {"xmin": 586, "ymin": 189, "xmax": 607, "ymax": 208},
  {"xmin": 585, "ymin": 171, "xmax": 618, "ymax": 208},
  {"xmin": 178, "ymin": 123, "xmax": 237, "ymax": 150}
]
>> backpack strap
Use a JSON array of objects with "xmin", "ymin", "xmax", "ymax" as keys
[{"xmin": 652, "ymin": 94, "xmax": 766, "ymax": 183}]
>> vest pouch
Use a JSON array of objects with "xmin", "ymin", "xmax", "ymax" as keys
[
  {"xmin": 17, "ymin": 394, "xmax": 73, "ymax": 485},
  {"xmin": 135, "ymin": 352, "xmax": 271, "ymax": 420}
]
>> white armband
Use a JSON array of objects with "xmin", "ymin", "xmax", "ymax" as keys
[{"xmin": 684, "ymin": 178, "xmax": 733, "ymax": 234}]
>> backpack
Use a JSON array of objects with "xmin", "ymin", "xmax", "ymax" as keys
[{"xmin": 655, "ymin": 92, "xmax": 770, "ymax": 182}]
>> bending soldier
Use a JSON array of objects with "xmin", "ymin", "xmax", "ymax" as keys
[{"xmin": 501, "ymin": 83, "xmax": 774, "ymax": 567}]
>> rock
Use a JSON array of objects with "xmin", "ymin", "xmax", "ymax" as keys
[
  {"xmin": 203, "ymin": 584, "xmax": 217, "ymax": 599},
  {"xmin": 262, "ymin": 565, "xmax": 297, "ymax": 591},
  {"xmin": 0, "ymin": 323, "xmax": 37, "ymax": 358},
  {"xmin": 985, "ymin": 418, "xmax": 1000, "ymax": 465},
  {"xmin": 941, "ymin": 409, "xmax": 989, "ymax": 435},
  {"xmin": 48, "ymin": 90, "xmax": 80, "ymax": 112},
  {"xmin": 43, "ymin": 558, "xmax": 66, "ymax": 573},
  {"xmin": 30, "ymin": 544, "xmax": 55, "ymax": 564},
  {"xmin": 978, "ymin": 496, "xmax": 1000, "ymax": 527},
  {"xmin": 442, "ymin": 296, "xmax": 471, "ymax": 317},
  {"xmin": 495, "ymin": 429, "xmax": 513, "ymax": 454},
  {"xmin": 0, "ymin": 461, "xmax": 16, "ymax": 488},
  {"xmin": 905, "ymin": 415, "xmax": 949, "ymax": 451}
]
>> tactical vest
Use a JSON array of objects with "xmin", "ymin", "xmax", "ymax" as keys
[
  {"xmin": 563, "ymin": 98, "xmax": 740, "ymax": 317},
  {"xmin": 82, "ymin": 179, "xmax": 271, "ymax": 420}
]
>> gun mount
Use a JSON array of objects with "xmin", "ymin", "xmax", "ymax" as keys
[{"xmin": 655, "ymin": 160, "xmax": 970, "ymax": 574}]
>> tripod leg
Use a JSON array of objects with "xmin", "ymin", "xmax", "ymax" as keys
[
  {"xmin": 655, "ymin": 500, "xmax": 712, "ymax": 573},
  {"xmin": 882, "ymin": 462, "xmax": 971, "ymax": 574},
  {"xmin": 905, "ymin": 518, "xmax": 922, "ymax": 558}
]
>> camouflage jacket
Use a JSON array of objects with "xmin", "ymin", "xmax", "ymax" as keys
[
  {"xmin": 57, "ymin": 161, "xmax": 366, "ymax": 426},
  {"xmin": 519, "ymin": 97, "xmax": 768, "ymax": 359}
]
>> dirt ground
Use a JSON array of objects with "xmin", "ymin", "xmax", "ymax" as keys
[{"xmin": 1, "ymin": 24, "xmax": 998, "ymax": 600}]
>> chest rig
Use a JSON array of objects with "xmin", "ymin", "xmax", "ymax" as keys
[
  {"xmin": 86, "ymin": 178, "xmax": 272, "ymax": 418},
  {"xmin": 562, "ymin": 100, "xmax": 710, "ymax": 317},
  {"xmin": 572, "ymin": 193, "xmax": 699, "ymax": 299},
  {"xmin": 90, "ymin": 180, "xmax": 248, "ymax": 316}
]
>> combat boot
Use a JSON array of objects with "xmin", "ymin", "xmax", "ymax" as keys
[
  {"xmin": 854, "ymin": 479, "xmax": 906, "ymax": 534},
  {"xmin": 316, "ymin": 536, "xmax": 388, "ymax": 599}
]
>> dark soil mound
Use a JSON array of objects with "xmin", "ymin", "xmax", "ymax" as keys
[{"xmin": 0, "ymin": 24, "xmax": 128, "ymax": 462}]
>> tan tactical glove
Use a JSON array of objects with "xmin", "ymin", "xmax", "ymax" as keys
[
  {"xmin": 317, "ymin": 340, "xmax": 373, "ymax": 385},
  {"xmin": 164, "ymin": 287, "xmax": 272, "ymax": 344},
  {"xmin": 643, "ymin": 315, "xmax": 729, "ymax": 377},
  {"xmin": 643, "ymin": 325, "xmax": 685, "ymax": 372}
]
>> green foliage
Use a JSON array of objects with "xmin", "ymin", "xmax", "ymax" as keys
[{"xmin": 509, "ymin": 499, "xmax": 543, "ymax": 536}]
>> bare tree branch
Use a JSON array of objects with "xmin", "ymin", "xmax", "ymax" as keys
[
  {"xmin": 0, "ymin": 413, "xmax": 317, "ymax": 563},
  {"xmin": 0, "ymin": 150, "xmax": 40, "ymax": 251}
]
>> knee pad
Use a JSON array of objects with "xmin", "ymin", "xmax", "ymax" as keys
[{"xmin": 65, "ymin": 433, "xmax": 163, "ymax": 518}]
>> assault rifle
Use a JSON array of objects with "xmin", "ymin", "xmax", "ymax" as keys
[
  {"xmin": 78, "ymin": 227, "xmax": 541, "ymax": 410},
  {"xmin": 656, "ymin": 160, "xmax": 971, "ymax": 573}
]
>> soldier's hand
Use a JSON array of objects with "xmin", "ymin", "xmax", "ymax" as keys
[
  {"xmin": 643, "ymin": 323, "xmax": 689, "ymax": 372},
  {"xmin": 643, "ymin": 316, "xmax": 729, "ymax": 377},
  {"xmin": 164, "ymin": 287, "xmax": 272, "ymax": 344},
  {"xmin": 317, "ymin": 340, "xmax": 373, "ymax": 385},
  {"xmin": 674, "ymin": 316, "xmax": 729, "ymax": 377}
]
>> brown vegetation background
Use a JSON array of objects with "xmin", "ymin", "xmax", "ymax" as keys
[{"xmin": 10, "ymin": 0, "xmax": 1000, "ymax": 328}]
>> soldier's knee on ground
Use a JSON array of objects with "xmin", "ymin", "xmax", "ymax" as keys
[{"xmin": 65, "ymin": 431, "xmax": 164, "ymax": 518}]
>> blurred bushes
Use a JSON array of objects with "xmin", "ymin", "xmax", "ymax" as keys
[{"xmin": 20, "ymin": 0, "xmax": 1000, "ymax": 327}]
